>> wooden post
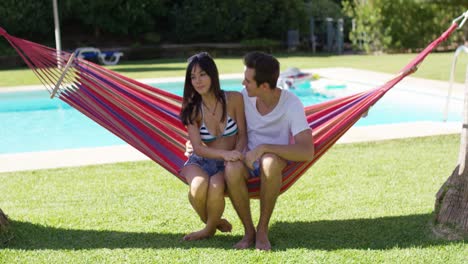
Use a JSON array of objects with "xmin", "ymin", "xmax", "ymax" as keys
[{"xmin": 50, "ymin": 52, "xmax": 76, "ymax": 99}]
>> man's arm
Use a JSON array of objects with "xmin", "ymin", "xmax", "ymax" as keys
[
  {"xmin": 231, "ymin": 92, "xmax": 247, "ymax": 153},
  {"xmin": 244, "ymin": 129, "xmax": 314, "ymax": 169}
]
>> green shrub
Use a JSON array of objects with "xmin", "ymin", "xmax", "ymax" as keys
[
  {"xmin": 61, "ymin": 0, "xmax": 169, "ymax": 37},
  {"xmin": 306, "ymin": 0, "xmax": 343, "ymax": 19},
  {"xmin": 0, "ymin": 0, "xmax": 53, "ymax": 39},
  {"xmin": 343, "ymin": 0, "xmax": 464, "ymax": 53},
  {"xmin": 143, "ymin": 32, "xmax": 161, "ymax": 44},
  {"xmin": 241, "ymin": 38, "xmax": 282, "ymax": 52},
  {"xmin": 343, "ymin": 0, "xmax": 391, "ymax": 53},
  {"xmin": 241, "ymin": 38, "xmax": 281, "ymax": 47},
  {"xmin": 168, "ymin": 0, "xmax": 307, "ymax": 43}
]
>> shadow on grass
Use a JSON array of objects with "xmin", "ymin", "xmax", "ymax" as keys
[
  {"xmin": 2, "ymin": 220, "xmax": 238, "ymax": 250},
  {"xmin": 2, "ymin": 213, "xmax": 462, "ymax": 250},
  {"xmin": 269, "ymin": 213, "xmax": 463, "ymax": 250}
]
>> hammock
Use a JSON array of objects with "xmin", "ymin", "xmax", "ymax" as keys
[{"xmin": 0, "ymin": 17, "xmax": 463, "ymax": 198}]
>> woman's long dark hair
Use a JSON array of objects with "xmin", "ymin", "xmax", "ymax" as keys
[{"xmin": 179, "ymin": 52, "xmax": 226, "ymax": 126}]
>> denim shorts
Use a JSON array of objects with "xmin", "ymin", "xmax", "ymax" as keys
[
  {"xmin": 184, "ymin": 154, "xmax": 225, "ymax": 177},
  {"xmin": 248, "ymin": 160, "xmax": 261, "ymax": 178},
  {"xmin": 247, "ymin": 160, "xmax": 290, "ymax": 178}
]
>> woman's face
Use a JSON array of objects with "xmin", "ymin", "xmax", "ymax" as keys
[{"xmin": 191, "ymin": 64, "xmax": 212, "ymax": 95}]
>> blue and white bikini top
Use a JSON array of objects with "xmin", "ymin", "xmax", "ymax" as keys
[{"xmin": 199, "ymin": 93, "xmax": 238, "ymax": 142}]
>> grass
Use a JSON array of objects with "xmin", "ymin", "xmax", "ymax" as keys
[
  {"xmin": 1, "ymin": 135, "xmax": 467, "ymax": 263},
  {"xmin": 1, "ymin": 40, "xmax": 467, "ymax": 262},
  {"xmin": 1, "ymin": 52, "xmax": 468, "ymax": 87}
]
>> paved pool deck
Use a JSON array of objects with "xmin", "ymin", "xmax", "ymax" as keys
[{"xmin": 0, "ymin": 67, "xmax": 465, "ymax": 173}]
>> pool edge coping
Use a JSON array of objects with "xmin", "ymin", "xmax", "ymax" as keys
[
  {"xmin": 0, "ymin": 121, "xmax": 462, "ymax": 173},
  {"xmin": 0, "ymin": 67, "xmax": 465, "ymax": 172}
]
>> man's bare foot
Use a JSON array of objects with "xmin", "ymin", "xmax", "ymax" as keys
[
  {"xmin": 255, "ymin": 231, "xmax": 271, "ymax": 251},
  {"xmin": 217, "ymin": 218, "xmax": 232, "ymax": 233},
  {"xmin": 233, "ymin": 233, "xmax": 255, "ymax": 249},
  {"xmin": 183, "ymin": 228, "xmax": 215, "ymax": 241}
]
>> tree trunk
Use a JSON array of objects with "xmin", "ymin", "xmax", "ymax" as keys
[
  {"xmin": 0, "ymin": 208, "xmax": 8, "ymax": 229},
  {"xmin": 0, "ymin": 208, "xmax": 11, "ymax": 244},
  {"xmin": 433, "ymin": 64, "xmax": 468, "ymax": 240}
]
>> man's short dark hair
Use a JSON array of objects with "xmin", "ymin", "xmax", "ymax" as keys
[{"xmin": 243, "ymin": 51, "xmax": 279, "ymax": 89}]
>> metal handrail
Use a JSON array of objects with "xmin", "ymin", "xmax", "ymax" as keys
[{"xmin": 443, "ymin": 45, "xmax": 468, "ymax": 122}]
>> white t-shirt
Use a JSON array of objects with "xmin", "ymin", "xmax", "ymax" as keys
[{"xmin": 242, "ymin": 88, "xmax": 310, "ymax": 151}]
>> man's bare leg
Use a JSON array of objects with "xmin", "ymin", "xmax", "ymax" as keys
[
  {"xmin": 225, "ymin": 161, "xmax": 256, "ymax": 249},
  {"xmin": 184, "ymin": 172, "xmax": 227, "ymax": 240},
  {"xmin": 256, "ymin": 154, "xmax": 286, "ymax": 251}
]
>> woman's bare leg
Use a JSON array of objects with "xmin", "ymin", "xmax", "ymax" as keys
[{"xmin": 183, "ymin": 171, "xmax": 227, "ymax": 240}]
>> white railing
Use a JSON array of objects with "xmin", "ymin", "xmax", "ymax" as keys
[{"xmin": 444, "ymin": 45, "xmax": 468, "ymax": 122}]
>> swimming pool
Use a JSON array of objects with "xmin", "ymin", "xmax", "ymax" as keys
[{"xmin": 0, "ymin": 78, "xmax": 463, "ymax": 154}]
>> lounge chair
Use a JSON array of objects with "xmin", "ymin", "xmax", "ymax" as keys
[
  {"xmin": 74, "ymin": 47, "xmax": 123, "ymax": 65},
  {"xmin": 277, "ymin": 67, "xmax": 313, "ymax": 89}
]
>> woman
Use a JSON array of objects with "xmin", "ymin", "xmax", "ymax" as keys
[{"xmin": 179, "ymin": 52, "xmax": 246, "ymax": 241}]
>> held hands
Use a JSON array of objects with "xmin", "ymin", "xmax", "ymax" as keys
[
  {"xmin": 223, "ymin": 150, "xmax": 244, "ymax": 162},
  {"xmin": 244, "ymin": 145, "xmax": 264, "ymax": 170},
  {"xmin": 184, "ymin": 140, "xmax": 193, "ymax": 157},
  {"xmin": 185, "ymin": 139, "xmax": 245, "ymax": 162}
]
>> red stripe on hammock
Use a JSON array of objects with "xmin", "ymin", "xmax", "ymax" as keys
[{"xmin": 0, "ymin": 22, "xmax": 459, "ymax": 196}]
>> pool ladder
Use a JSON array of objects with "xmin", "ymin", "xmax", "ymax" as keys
[{"xmin": 444, "ymin": 45, "xmax": 468, "ymax": 122}]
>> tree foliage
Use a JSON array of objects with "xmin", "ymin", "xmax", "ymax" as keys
[
  {"xmin": 168, "ymin": 0, "xmax": 307, "ymax": 43},
  {"xmin": 1, "ymin": 0, "xmax": 463, "ymax": 53},
  {"xmin": 0, "ymin": 0, "xmax": 309, "ymax": 46},
  {"xmin": 0, "ymin": 0, "xmax": 54, "ymax": 39},
  {"xmin": 306, "ymin": 0, "xmax": 343, "ymax": 19},
  {"xmin": 61, "ymin": 0, "xmax": 170, "ymax": 37},
  {"xmin": 343, "ymin": 0, "xmax": 465, "ymax": 53}
]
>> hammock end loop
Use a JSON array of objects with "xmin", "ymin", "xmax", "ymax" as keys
[
  {"xmin": 396, "ymin": 65, "xmax": 418, "ymax": 79},
  {"xmin": 407, "ymin": 65, "xmax": 418, "ymax": 75},
  {"xmin": 453, "ymin": 10, "xmax": 468, "ymax": 29}
]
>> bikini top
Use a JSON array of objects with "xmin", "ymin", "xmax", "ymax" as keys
[{"xmin": 199, "ymin": 94, "xmax": 238, "ymax": 142}]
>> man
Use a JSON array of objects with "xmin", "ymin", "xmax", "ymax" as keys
[{"xmin": 224, "ymin": 51, "xmax": 314, "ymax": 250}]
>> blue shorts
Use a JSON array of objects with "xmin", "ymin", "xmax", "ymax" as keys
[
  {"xmin": 247, "ymin": 160, "xmax": 290, "ymax": 178},
  {"xmin": 184, "ymin": 154, "xmax": 225, "ymax": 177},
  {"xmin": 248, "ymin": 160, "xmax": 261, "ymax": 178}
]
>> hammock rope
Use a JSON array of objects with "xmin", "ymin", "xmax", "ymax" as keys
[{"xmin": 0, "ymin": 15, "xmax": 463, "ymax": 197}]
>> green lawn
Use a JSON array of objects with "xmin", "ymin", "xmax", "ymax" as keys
[
  {"xmin": 1, "ymin": 135, "xmax": 467, "ymax": 263},
  {"xmin": 1, "ymin": 44, "xmax": 468, "ymax": 262},
  {"xmin": 1, "ymin": 52, "xmax": 468, "ymax": 87}
]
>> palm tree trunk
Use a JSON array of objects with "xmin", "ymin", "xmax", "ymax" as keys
[
  {"xmin": 433, "ymin": 65, "xmax": 468, "ymax": 239},
  {"xmin": 0, "ymin": 208, "xmax": 9, "ymax": 233},
  {"xmin": 0, "ymin": 208, "xmax": 13, "ymax": 245}
]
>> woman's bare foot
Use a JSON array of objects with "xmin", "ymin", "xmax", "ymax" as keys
[
  {"xmin": 216, "ymin": 218, "xmax": 232, "ymax": 232},
  {"xmin": 233, "ymin": 233, "xmax": 255, "ymax": 249},
  {"xmin": 183, "ymin": 227, "xmax": 215, "ymax": 241},
  {"xmin": 255, "ymin": 231, "xmax": 271, "ymax": 251}
]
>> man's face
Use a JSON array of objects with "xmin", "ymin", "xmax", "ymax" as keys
[{"xmin": 242, "ymin": 67, "xmax": 259, "ymax": 97}]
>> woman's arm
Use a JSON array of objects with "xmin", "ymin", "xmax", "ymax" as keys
[{"xmin": 187, "ymin": 124, "xmax": 232, "ymax": 160}]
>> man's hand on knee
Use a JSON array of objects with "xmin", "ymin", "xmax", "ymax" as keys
[{"xmin": 245, "ymin": 145, "xmax": 265, "ymax": 169}]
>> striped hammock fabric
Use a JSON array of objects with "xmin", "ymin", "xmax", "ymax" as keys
[{"xmin": 0, "ymin": 22, "xmax": 459, "ymax": 197}]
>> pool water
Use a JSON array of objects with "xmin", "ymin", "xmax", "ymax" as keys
[
  {"xmin": 0, "ymin": 78, "xmax": 463, "ymax": 154},
  {"xmin": 152, "ymin": 78, "xmax": 333, "ymax": 105}
]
